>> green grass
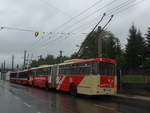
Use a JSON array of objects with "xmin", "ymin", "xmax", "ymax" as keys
[{"xmin": 123, "ymin": 75, "xmax": 145, "ymax": 83}]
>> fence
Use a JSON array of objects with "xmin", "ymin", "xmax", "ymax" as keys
[{"xmin": 117, "ymin": 68, "xmax": 150, "ymax": 91}]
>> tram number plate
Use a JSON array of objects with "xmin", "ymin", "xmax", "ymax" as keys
[{"xmin": 103, "ymin": 88, "xmax": 111, "ymax": 92}]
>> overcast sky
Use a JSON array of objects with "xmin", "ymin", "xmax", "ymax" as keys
[{"xmin": 0, "ymin": 0, "xmax": 149, "ymax": 68}]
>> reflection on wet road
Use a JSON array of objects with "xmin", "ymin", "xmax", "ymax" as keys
[{"xmin": 0, "ymin": 81, "xmax": 149, "ymax": 113}]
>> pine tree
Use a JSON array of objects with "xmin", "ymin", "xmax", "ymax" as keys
[
  {"xmin": 145, "ymin": 27, "xmax": 150, "ymax": 56},
  {"xmin": 126, "ymin": 25, "xmax": 146, "ymax": 68}
]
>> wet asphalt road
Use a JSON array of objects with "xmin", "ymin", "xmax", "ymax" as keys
[{"xmin": 0, "ymin": 80, "xmax": 149, "ymax": 113}]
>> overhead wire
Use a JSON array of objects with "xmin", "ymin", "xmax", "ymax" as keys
[
  {"xmin": 51, "ymin": 0, "xmax": 105, "ymax": 32},
  {"xmin": 29, "ymin": 0, "xmax": 144, "ymax": 56},
  {"xmin": 29, "ymin": 0, "xmax": 118, "ymax": 51},
  {"xmin": 111, "ymin": 0, "xmax": 145, "ymax": 15},
  {"xmin": 38, "ymin": 0, "xmax": 71, "ymax": 17},
  {"xmin": 66, "ymin": 0, "xmax": 134, "ymax": 33},
  {"xmin": 28, "ymin": 0, "xmax": 112, "ymax": 52},
  {"xmin": 54, "ymin": 0, "xmax": 117, "ymax": 32},
  {"xmin": 35, "ymin": 0, "xmax": 136, "ymax": 50}
]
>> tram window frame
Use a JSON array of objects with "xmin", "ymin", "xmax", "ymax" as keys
[
  {"xmin": 35, "ymin": 68, "xmax": 50, "ymax": 76},
  {"xmin": 65, "ymin": 64, "xmax": 71, "ymax": 75},
  {"xmin": 91, "ymin": 62, "xmax": 98, "ymax": 75},
  {"xmin": 59, "ymin": 65, "xmax": 65, "ymax": 75},
  {"xmin": 31, "ymin": 70, "xmax": 36, "ymax": 76},
  {"xmin": 10, "ymin": 73, "xmax": 17, "ymax": 78},
  {"xmin": 78, "ymin": 62, "xmax": 92, "ymax": 75},
  {"xmin": 19, "ymin": 72, "xmax": 27, "ymax": 78},
  {"xmin": 99, "ymin": 62, "xmax": 114, "ymax": 76},
  {"xmin": 70, "ymin": 63, "xmax": 78, "ymax": 75}
]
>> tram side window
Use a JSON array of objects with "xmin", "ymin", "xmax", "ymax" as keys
[
  {"xmin": 36, "ymin": 68, "xmax": 50, "ymax": 76},
  {"xmin": 59, "ymin": 62, "xmax": 93, "ymax": 76},
  {"xmin": 91, "ymin": 62, "xmax": 98, "ymax": 75},
  {"xmin": 42, "ymin": 68, "xmax": 51, "ymax": 75},
  {"xmin": 78, "ymin": 63, "xmax": 92, "ymax": 75},
  {"xmin": 64, "ymin": 64, "xmax": 71, "ymax": 75},
  {"xmin": 70, "ymin": 63, "xmax": 78, "ymax": 75},
  {"xmin": 59, "ymin": 65, "xmax": 64, "ymax": 75},
  {"xmin": 10, "ymin": 73, "xmax": 17, "ymax": 78},
  {"xmin": 31, "ymin": 70, "xmax": 36, "ymax": 76},
  {"xmin": 19, "ymin": 72, "xmax": 27, "ymax": 78},
  {"xmin": 36, "ymin": 69, "xmax": 42, "ymax": 76}
]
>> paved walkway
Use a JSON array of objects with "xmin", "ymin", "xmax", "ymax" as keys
[{"xmin": 117, "ymin": 94, "xmax": 150, "ymax": 101}]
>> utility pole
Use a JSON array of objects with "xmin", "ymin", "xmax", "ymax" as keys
[
  {"xmin": 59, "ymin": 50, "xmax": 63, "ymax": 63},
  {"xmin": 77, "ymin": 13, "xmax": 106, "ymax": 56},
  {"xmin": 26, "ymin": 53, "xmax": 29, "ymax": 69},
  {"xmin": 23, "ymin": 50, "xmax": 27, "ymax": 69},
  {"xmin": 3, "ymin": 60, "xmax": 5, "ymax": 72},
  {"xmin": 12, "ymin": 55, "xmax": 14, "ymax": 71},
  {"xmin": 1, "ymin": 63, "xmax": 3, "ymax": 72},
  {"xmin": 98, "ymin": 26, "xmax": 103, "ymax": 57},
  {"xmin": 16, "ymin": 64, "xmax": 19, "ymax": 71},
  {"xmin": 1, "ymin": 63, "xmax": 3, "ymax": 80},
  {"xmin": 97, "ymin": 15, "xmax": 114, "ymax": 58}
]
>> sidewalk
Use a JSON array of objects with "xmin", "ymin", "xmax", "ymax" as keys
[
  {"xmin": 117, "ymin": 94, "xmax": 150, "ymax": 101},
  {"xmin": 113, "ymin": 93, "xmax": 150, "ymax": 109}
]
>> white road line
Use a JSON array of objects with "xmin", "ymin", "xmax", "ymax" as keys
[
  {"xmin": 24, "ymin": 102, "xmax": 31, "ymax": 108},
  {"xmin": 37, "ymin": 112, "xmax": 41, "ymax": 113},
  {"xmin": 94, "ymin": 104, "xmax": 115, "ymax": 111},
  {"xmin": 15, "ymin": 96, "xmax": 19, "ymax": 100},
  {"xmin": 94, "ymin": 104, "xmax": 124, "ymax": 113}
]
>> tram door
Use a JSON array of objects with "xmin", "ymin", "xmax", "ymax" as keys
[{"xmin": 51, "ymin": 65, "xmax": 58, "ymax": 88}]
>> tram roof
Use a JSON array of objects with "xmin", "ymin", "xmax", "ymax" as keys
[
  {"xmin": 17, "ymin": 69, "xmax": 29, "ymax": 72},
  {"xmin": 61, "ymin": 58, "xmax": 116, "ymax": 65},
  {"xmin": 30, "ymin": 65, "xmax": 53, "ymax": 70}
]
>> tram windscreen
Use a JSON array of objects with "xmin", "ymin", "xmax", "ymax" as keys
[{"xmin": 98, "ymin": 62, "xmax": 115, "ymax": 76}]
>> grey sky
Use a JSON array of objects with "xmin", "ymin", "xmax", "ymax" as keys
[{"xmin": 0, "ymin": 0, "xmax": 149, "ymax": 68}]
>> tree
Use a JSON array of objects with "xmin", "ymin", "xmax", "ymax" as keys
[
  {"xmin": 78, "ymin": 29, "xmax": 122, "ymax": 59},
  {"xmin": 126, "ymin": 25, "xmax": 146, "ymax": 68},
  {"xmin": 145, "ymin": 27, "xmax": 150, "ymax": 56},
  {"xmin": 45, "ymin": 54, "xmax": 56, "ymax": 65},
  {"xmin": 144, "ymin": 27, "xmax": 150, "ymax": 68},
  {"xmin": 79, "ymin": 31, "xmax": 98, "ymax": 59},
  {"xmin": 30, "ymin": 60, "xmax": 38, "ymax": 67},
  {"xmin": 103, "ymin": 33, "xmax": 122, "ymax": 58}
]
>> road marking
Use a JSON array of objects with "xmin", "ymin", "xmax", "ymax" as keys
[
  {"xmin": 14, "ymin": 96, "xmax": 19, "ymax": 100},
  {"xmin": 24, "ymin": 102, "xmax": 31, "ymax": 108},
  {"xmin": 37, "ymin": 112, "xmax": 41, "ymax": 113},
  {"xmin": 94, "ymin": 104, "xmax": 124, "ymax": 113},
  {"xmin": 94, "ymin": 104, "xmax": 115, "ymax": 111}
]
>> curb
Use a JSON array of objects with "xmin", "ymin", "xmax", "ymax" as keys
[{"xmin": 112, "ymin": 94, "xmax": 150, "ymax": 109}]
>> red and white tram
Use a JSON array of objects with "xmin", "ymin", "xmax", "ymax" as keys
[{"xmin": 10, "ymin": 57, "xmax": 117, "ymax": 96}]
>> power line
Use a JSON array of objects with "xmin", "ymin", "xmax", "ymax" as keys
[
  {"xmin": 41, "ymin": 0, "xmax": 109, "ymax": 40},
  {"xmin": 0, "ymin": 26, "xmax": 36, "ymax": 32},
  {"xmin": 38, "ymin": 0, "xmax": 71, "ymax": 17},
  {"xmin": 113, "ymin": 0, "xmax": 145, "ymax": 15},
  {"xmin": 66, "ymin": 0, "xmax": 135, "ymax": 33},
  {"xmin": 59, "ymin": 0, "xmax": 137, "ymax": 35},
  {"xmin": 55, "ymin": 0, "xmax": 117, "ymax": 32},
  {"xmin": 29, "ymin": 0, "xmax": 144, "ymax": 54},
  {"xmin": 51, "ymin": 0, "xmax": 104, "ymax": 32},
  {"xmin": 30, "ymin": 0, "xmax": 118, "ymax": 51},
  {"xmin": 35, "ymin": 0, "xmax": 133, "ymax": 48}
]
